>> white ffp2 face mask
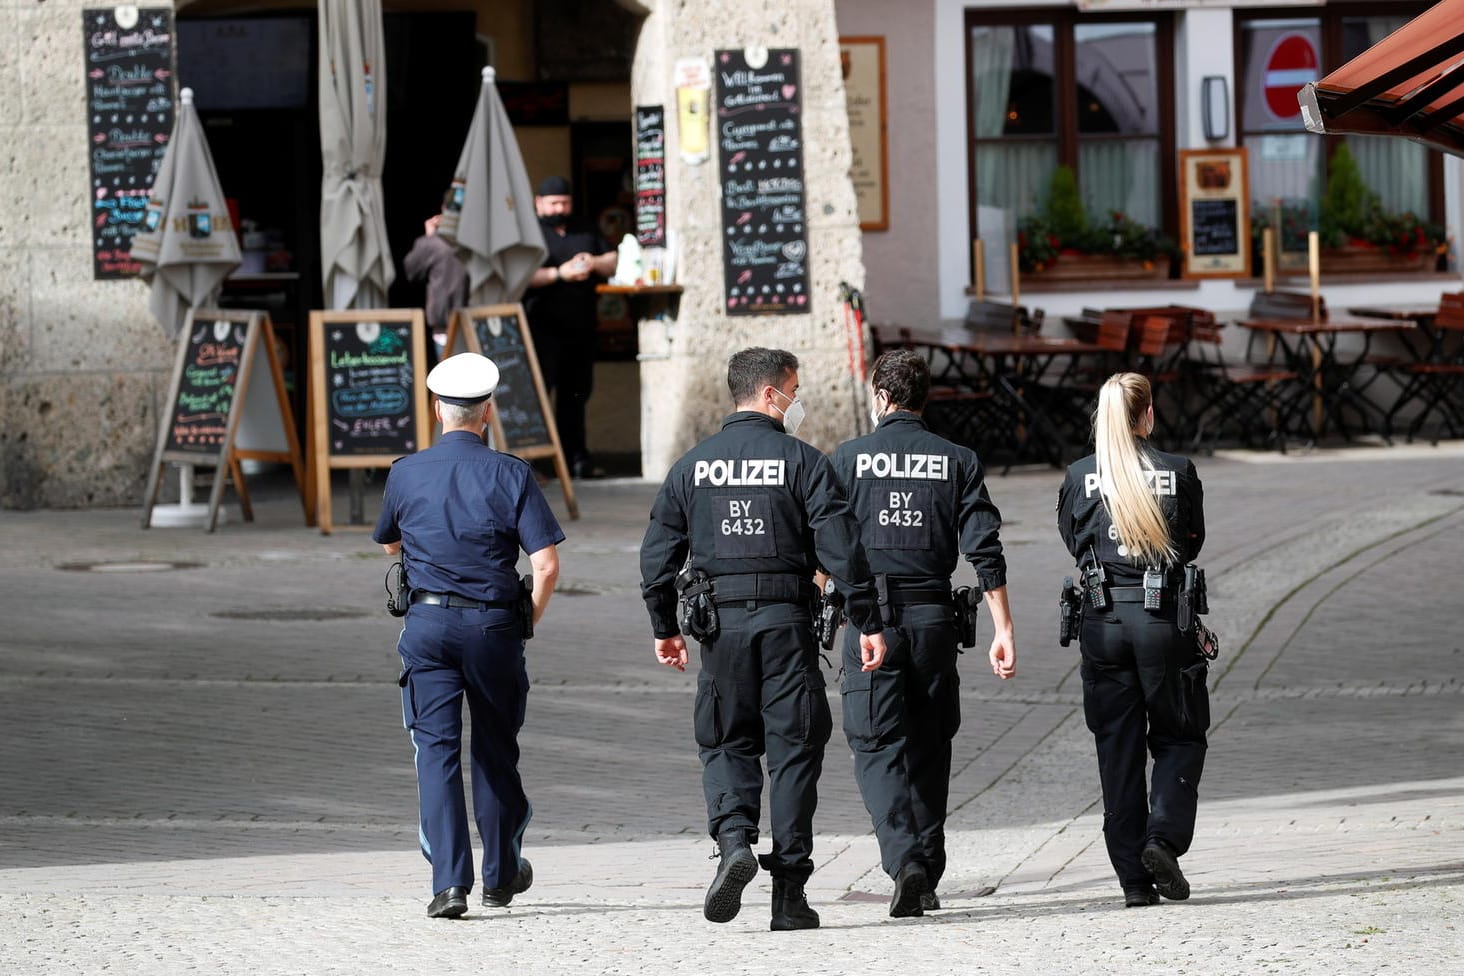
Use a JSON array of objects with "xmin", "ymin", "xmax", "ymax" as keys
[
  {"xmin": 869, "ymin": 391, "xmax": 887, "ymax": 428},
  {"xmin": 774, "ymin": 388, "xmax": 806, "ymax": 437}
]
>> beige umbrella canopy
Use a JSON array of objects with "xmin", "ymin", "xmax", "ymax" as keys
[
  {"xmin": 129, "ymin": 88, "xmax": 240, "ymax": 338},
  {"xmin": 318, "ymin": 0, "xmax": 393, "ymax": 309},
  {"xmin": 438, "ymin": 67, "xmax": 546, "ymax": 305}
]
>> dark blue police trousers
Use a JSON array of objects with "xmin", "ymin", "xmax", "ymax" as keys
[
  {"xmin": 840, "ymin": 602, "xmax": 961, "ymax": 884},
  {"xmin": 694, "ymin": 601, "xmax": 831, "ymax": 884},
  {"xmin": 397, "ymin": 603, "xmax": 530, "ymax": 895},
  {"xmin": 1079, "ymin": 601, "xmax": 1209, "ymax": 887}
]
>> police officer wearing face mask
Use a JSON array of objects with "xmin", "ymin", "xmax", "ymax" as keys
[
  {"xmin": 1056, "ymin": 372, "xmax": 1207, "ymax": 908},
  {"xmin": 640, "ymin": 347, "xmax": 888, "ymax": 931},
  {"xmin": 374, "ymin": 353, "xmax": 565, "ymax": 919},
  {"xmin": 524, "ymin": 175, "xmax": 616, "ymax": 479},
  {"xmin": 831, "ymin": 349, "xmax": 1017, "ymax": 918}
]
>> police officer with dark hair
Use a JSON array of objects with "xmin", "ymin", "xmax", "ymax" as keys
[
  {"xmin": 831, "ymin": 349, "xmax": 1017, "ymax": 918},
  {"xmin": 1056, "ymin": 372, "xmax": 1207, "ymax": 908},
  {"xmin": 640, "ymin": 347, "xmax": 888, "ymax": 931},
  {"xmin": 374, "ymin": 352, "xmax": 565, "ymax": 919}
]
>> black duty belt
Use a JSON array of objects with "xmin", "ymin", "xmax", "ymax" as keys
[
  {"xmin": 710, "ymin": 573, "xmax": 816, "ymax": 606},
  {"xmin": 411, "ymin": 591, "xmax": 515, "ymax": 611},
  {"xmin": 1104, "ymin": 585, "xmax": 1178, "ymax": 604},
  {"xmin": 888, "ymin": 587, "xmax": 954, "ymax": 606}
]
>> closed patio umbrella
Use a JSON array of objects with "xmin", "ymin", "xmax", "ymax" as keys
[
  {"xmin": 319, "ymin": 0, "xmax": 393, "ymax": 309},
  {"xmin": 130, "ymin": 88, "xmax": 240, "ymax": 338},
  {"xmin": 438, "ymin": 67, "xmax": 546, "ymax": 304},
  {"xmin": 1300, "ymin": 0, "xmax": 1464, "ymax": 157}
]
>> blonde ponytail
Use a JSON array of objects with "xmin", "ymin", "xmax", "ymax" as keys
[{"xmin": 1093, "ymin": 373, "xmax": 1175, "ymax": 566}]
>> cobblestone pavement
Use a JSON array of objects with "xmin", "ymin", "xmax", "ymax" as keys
[{"xmin": 3, "ymin": 444, "xmax": 1463, "ymax": 974}]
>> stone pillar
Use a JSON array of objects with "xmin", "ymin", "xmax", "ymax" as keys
[
  {"xmin": 631, "ymin": 0, "xmax": 865, "ymax": 479},
  {"xmin": 0, "ymin": 0, "xmax": 173, "ymax": 508}
]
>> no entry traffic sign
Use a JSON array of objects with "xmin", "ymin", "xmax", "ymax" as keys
[{"xmin": 1264, "ymin": 33, "xmax": 1319, "ymax": 121}]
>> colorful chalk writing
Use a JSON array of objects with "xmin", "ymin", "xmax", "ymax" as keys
[
  {"xmin": 84, "ymin": 7, "xmax": 175, "ymax": 279},
  {"xmin": 166, "ymin": 319, "xmax": 244, "ymax": 453},
  {"xmin": 323, "ymin": 324, "xmax": 417, "ymax": 456},
  {"xmin": 716, "ymin": 49, "xmax": 809, "ymax": 317}
]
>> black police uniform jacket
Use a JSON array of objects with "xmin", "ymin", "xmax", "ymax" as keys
[
  {"xmin": 831, "ymin": 411, "xmax": 1006, "ymax": 591},
  {"xmin": 1056, "ymin": 446, "xmax": 1205, "ymax": 584},
  {"xmin": 640, "ymin": 411, "xmax": 882, "ymax": 639}
]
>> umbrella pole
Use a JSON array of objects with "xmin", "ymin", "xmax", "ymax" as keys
[{"xmin": 150, "ymin": 463, "xmax": 222, "ymax": 528}]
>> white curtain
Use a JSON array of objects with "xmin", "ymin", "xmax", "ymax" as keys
[
  {"xmin": 971, "ymin": 27, "xmax": 1056, "ymax": 218},
  {"xmin": 1348, "ymin": 17, "xmax": 1427, "ymax": 216},
  {"xmin": 1080, "ymin": 141, "xmax": 1158, "ymax": 226}
]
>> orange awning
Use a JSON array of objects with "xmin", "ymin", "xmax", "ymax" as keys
[{"xmin": 1299, "ymin": 0, "xmax": 1464, "ymax": 155}]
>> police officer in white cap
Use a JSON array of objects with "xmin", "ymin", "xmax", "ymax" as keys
[{"xmin": 374, "ymin": 352, "xmax": 565, "ymax": 918}]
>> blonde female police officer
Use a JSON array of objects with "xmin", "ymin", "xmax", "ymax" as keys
[
  {"xmin": 1056, "ymin": 372, "xmax": 1207, "ymax": 908},
  {"xmin": 374, "ymin": 352, "xmax": 564, "ymax": 919}
]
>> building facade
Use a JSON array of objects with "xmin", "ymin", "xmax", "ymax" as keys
[{"xmin": 1, "ymin": 0, "xmax": 1457, "ymax": 508}]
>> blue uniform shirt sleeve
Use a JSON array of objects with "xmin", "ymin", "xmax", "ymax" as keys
[
  {"xmin": 372, "ymin": 467, "xmax": 401, "ymax": 545},
  {"xmin": 515, "ymin": 473, "xmax": 567, "ymax": 553}
]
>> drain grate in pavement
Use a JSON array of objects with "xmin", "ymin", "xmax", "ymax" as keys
[
  {"xmin": 211, "ymin": 608, "xmax": 368, "ymax": 621},
  {"xmin": 1429, "ymin": 488, "xmax": 1464, "ymax": 497},
  {"xmin": 556, "ymin": 586, "xmax": 598, "ymax": 597},
  {"xmin": 58, "ymin": 561, "xmax": 203, "ymax": 573}
]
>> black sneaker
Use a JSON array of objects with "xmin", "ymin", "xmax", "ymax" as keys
[
  {"xmin": 1123, "ymin": 882, "xmax": 1160, "ymax": 907},
  {"xmin": 482, "ymin": 858, "xmax": 534, "ymax": 907},
  {"xmin": 704, "ymin": 831, "xmax": 758, "ymax": 923},
  {"xmin": 889, "ymin": 862, "xmax": 929, "ymax": 918},
  {"xmin": 919, "ymin": 890, "xmax": 942, "ymax": 912},
  {"xmin": 1140, "ymin": 841, "xmax": 1190, "ymax": 901}
]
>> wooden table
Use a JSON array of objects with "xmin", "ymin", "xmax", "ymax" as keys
[
  {"xmin": 1236, "ymin": 318, "xmax": 1418, "ymax": 443},
  {"xmin": 871, "ymin": 324, "xmax": 1107, "ymax": 466}
]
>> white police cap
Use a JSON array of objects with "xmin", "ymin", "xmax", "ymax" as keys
[{"xmin": 427, "ymin": 352, "xmax": 499, "ymax": 405}]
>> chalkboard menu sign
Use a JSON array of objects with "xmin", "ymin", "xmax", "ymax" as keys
[
  {"xmin": 634, "ymin": 106, "xmax": 667, "ymax": 247},
  {"xmin": 84, "ymin": 7, "xmax": 175, "ymax": 279},
  {"xmin": 1179, "ymin": 148, "xmax": 1250, "ymax": 279},
  {"xmin": 468, "ymin": 313, "xmax": 550, "ymax": 451},
  {"xmin": 144, "ymin": 309, "xmax": 307, "ymax": 532},
  {"xmin": 166, "ymin": 317, "xmax": 246, "ymax": 454},
  {"xmin": 1192, "ymin": 200, "xmax": 1238, "ymax": 256},
  {"xmin": 716, "ymin": 48, "xmax": 810, "ymax": 316},
  {"xmin": 322, "ymin": 322, "xmax": 420, "ymax": 458},
  {"xmin": 308, "ymin": 310, "xmax": 430, "ymax": 534},
  {"xmin": 445, "ymin": 304, "xmax": 578, "ymax": 520}
]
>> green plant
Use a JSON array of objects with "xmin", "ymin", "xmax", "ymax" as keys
[
  {"xmin": 1319, "ymin": 142, "xmax": 1373, "ymax": 248},
  {"xmin": 1317, "ymin": 143, "xmax": 1447, "ymax": 256},
  {"xmin": 1016, "ymin": 166, "xmax": 1175, "ymax": 272},
  {"xmin": 1045, "ymin": 165, "xmax": 1087, "ymax": 240}
]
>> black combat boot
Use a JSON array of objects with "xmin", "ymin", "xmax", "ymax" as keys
[
  {"xmin": 770, "ymin": 877, "xmax": 820, "ymax": 931},
  {"xmin": 704, "ymin": 829, "xmax": 758, "ymax": 923},
  {"xmin": 1141, "ymin": 839, "xmax": 1190, "ymax": 901},
  {"xmin": 889, "ymin": 861, "xmax": 929, "ymax": 918}
]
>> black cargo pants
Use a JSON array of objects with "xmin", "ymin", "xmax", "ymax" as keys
[
  {"xmin": 1079, "ymin": 600, "xmax": 1209, "ymax": 887},
  {"xmin": 694, "ymin": 600, "xmax": 831, "ymax": 884},
  {"xmin": 840, "ymin": 602, "xmax": 961, "ymax": 884}
]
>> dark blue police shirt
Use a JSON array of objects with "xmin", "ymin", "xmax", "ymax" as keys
[{"xmin": 373, "ymin": 430, "xmax": 566, "ymax": 602}]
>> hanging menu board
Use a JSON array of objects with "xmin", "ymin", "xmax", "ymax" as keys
[
  {"xmin": 308, "ymin": 310, "xmax": 430, "ymax": 534},
  {"xmin": 634, "ymin": 106, "xmax": 667, "ymax": 247},
  {"xmin": 84, "ymin": 7, "xmax": 175, "ymax": 279},
  {"xmin": 444, "ymin": 305, "xmax": 578, "ymax": 520},
  {"xmin": 716, "ymin": 48, "xmax": 809, "ymax": 316},
  {"xmin": 1179, "ymin": 148, "xmax": 1250, "ymax": 279}
]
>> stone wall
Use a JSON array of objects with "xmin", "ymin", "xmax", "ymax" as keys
[
  {"xmin": 0, "ymin": 0, "xmax": 174, "ymax": 509},
  {"xmin": 631, "ymin": 0, "xmax": 866, "ymax": 479}
]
